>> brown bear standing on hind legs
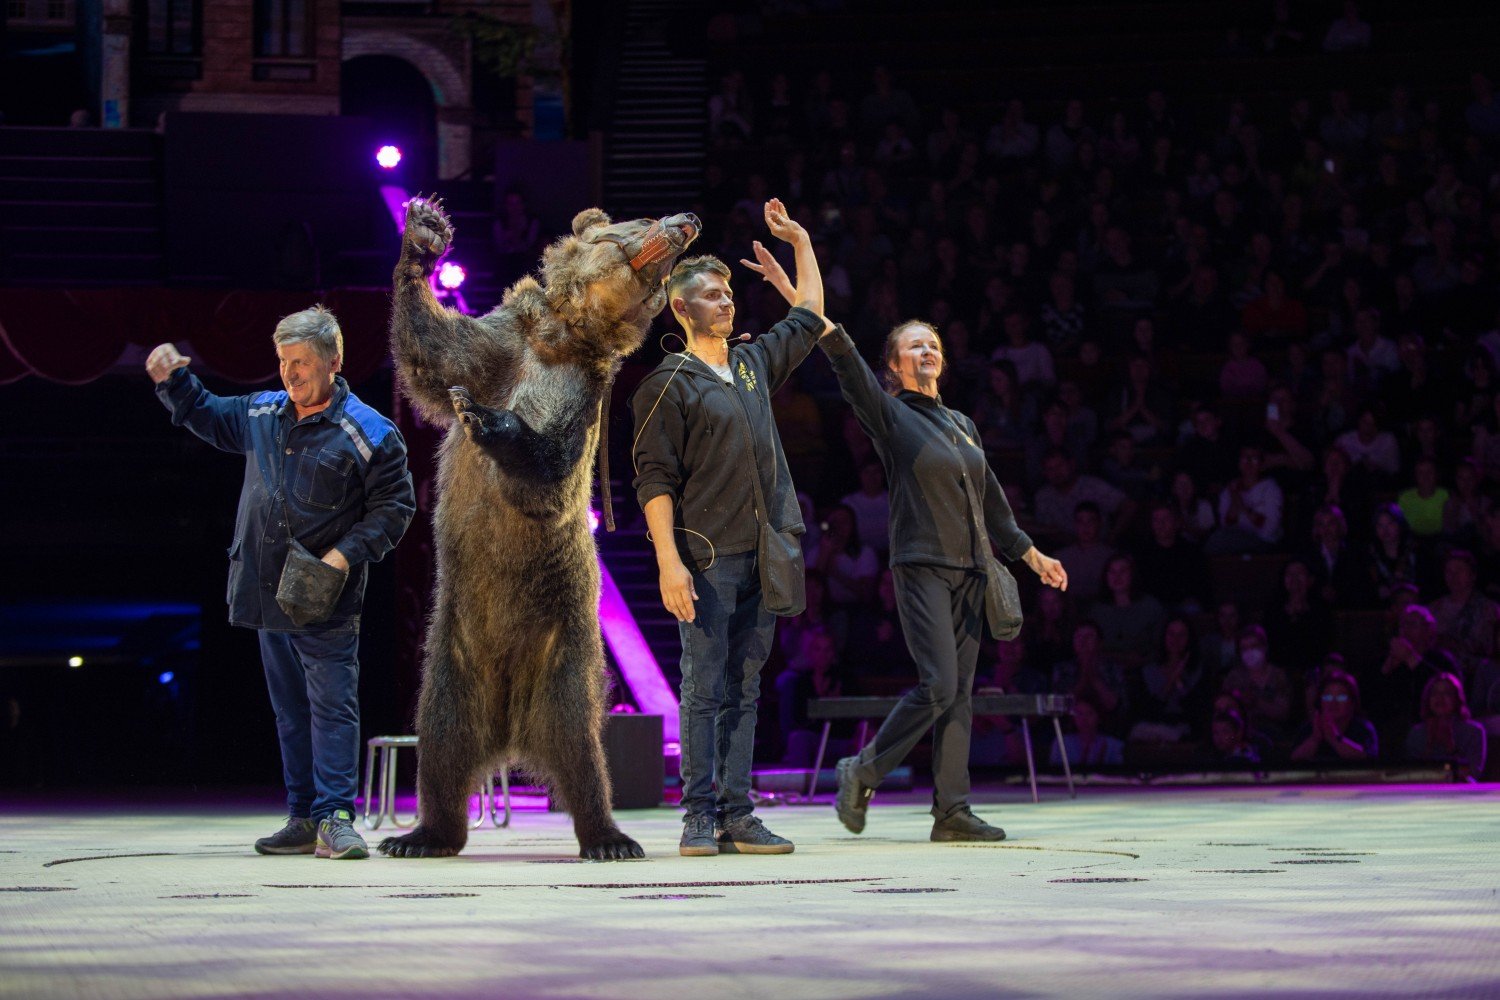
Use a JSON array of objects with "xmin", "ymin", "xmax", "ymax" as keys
[{"xmin": 380, "ymin": 196, "xmax": 699, "ymax": 860}]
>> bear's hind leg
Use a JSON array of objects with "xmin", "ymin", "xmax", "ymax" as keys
[
  {"xmin": 379, "ymin": 640, "xmax": 486, "ymax": 858},
  {"xmin": 528, "ymin": 634, "xmax": 643, "ymax": 861},
  {"xmin": 540, "ymin": 726, "xmax": 643, "ymax": 861}
]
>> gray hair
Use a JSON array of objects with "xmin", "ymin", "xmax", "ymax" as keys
[{"xmin": 272, "ymin": 305, "xmax": 343, "ymax": 361}]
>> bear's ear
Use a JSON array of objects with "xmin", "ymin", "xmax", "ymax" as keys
[{"xmin": 572, "ymin": 208, "xmax": 612, "ymax": 238}]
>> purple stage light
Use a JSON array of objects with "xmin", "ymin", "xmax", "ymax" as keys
[
  {"xmin": 587, "ymin": 508, "xmax": 601, "ymax": 533},
  {"xmin": 158, "ymin": 671, "xmax": 174, "ymax": 685},
  {"xmin": 376, "ymin": 145, "xmax": 402, "ymax": 169},
  {"xmin": 597, "ymin": 556, "xmax": 679, "ymax": 742},
  {"xmin": 437, "ymin": 261, "xmax": 466, "ymax": 290}
]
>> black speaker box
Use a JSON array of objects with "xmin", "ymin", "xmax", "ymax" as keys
[{"xmin": 604, "ymin": 713, "xmax": 664, "ymax": 809}]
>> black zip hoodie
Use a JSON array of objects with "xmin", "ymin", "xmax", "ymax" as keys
[
  {"xmin": 818, "ymin": 326, "xmax": 1034, "ymax": 569},
  {"xmin": 630, "ymin": 306, "xmax": 826, "ymax": 565}
]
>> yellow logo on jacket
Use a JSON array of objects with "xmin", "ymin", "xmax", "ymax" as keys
[{"xmin": 737, "ymin": 360, "xmax": 757, "ymax": 392}]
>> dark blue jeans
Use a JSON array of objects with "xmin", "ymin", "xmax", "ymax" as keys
[
  {"xmin": 677, "ymin": 550, "xmax": 774, "ymax": 824},
  {"xmin": 257, "ymin": 628, "xmax": 361, "ymax": 820}
]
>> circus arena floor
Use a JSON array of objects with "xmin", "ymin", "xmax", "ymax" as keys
[{"xmin": 2, "ymin": 783, "xmax": 1498, "ymax": 999}]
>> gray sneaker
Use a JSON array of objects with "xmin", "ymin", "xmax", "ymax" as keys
[
  {"xmin": 931, "ymin": 808, "xmax": 1006, "ymax": 843},
  {"xmin": 254, "ymin": 816, "xmax": 317, "ymax": 855},
  {"xmin": 835, "ymin": 756, "xmax": 875, "ymax": 834},
  {"xmin": 315, "ymin": 809, "xmax": 370, "ymax": 860},
  {"xmin": 718, "ymin": 814, "xmax": 794, "ymax": 855},
  {"xmin": 679, "ymin": 812, "xmax": 719, "ymax": 857}
]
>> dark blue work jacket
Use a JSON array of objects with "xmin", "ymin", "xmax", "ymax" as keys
[{"xmin": 157, "ymin": 369, "xmax": 415, "ymax": 632}]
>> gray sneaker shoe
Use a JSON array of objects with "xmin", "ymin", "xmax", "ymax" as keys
[
  {"xmin": 930, "ymin": 808, "xmax": 1006, "ymax": 843},
  {"xmin": 835, "ymin": 756, "xmax": 875, "ymax": 834},
  {"xmin": 718, "ymin": 814, "xmax": 794, "ymax": 855},
  {"xmin": 679, "ymin": 812, "xmax": 719, "ymax": 857},
  {"xmin": 316, "ymin": 809, "xmax": 370, "ymax": 860},
  {"xmin": 254, "ymin": 816, "xmax": 317, "ymax": 855}
]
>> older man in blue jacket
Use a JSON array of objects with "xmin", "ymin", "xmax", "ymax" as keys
[{"xmin": 149, "ymin": 306, "xmax": 415, "ymax": 860}]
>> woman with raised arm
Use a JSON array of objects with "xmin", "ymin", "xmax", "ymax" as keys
[{"xmin": 743, "ymin": 244, "xmax": 1068, "ymax": 842}]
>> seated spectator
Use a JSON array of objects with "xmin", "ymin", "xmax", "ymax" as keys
[
  {"xmin": 1470, "ymin": 392, "xmax": 1500, "ymax": 485},
  {"xmin": 844, "ymin": 569, "xmax": 914, "ymax": 678},
  {"xmin": 1089, "ymin": 553, "xmax": 1167, "ymax": 666},
  {"xmin": 1429, "ymin": 549, "xmax": 1499, "ymax": 676},
  {"xmin": 1032, "ymin": 447, "xmax": 1135, "ymax": 541},
  {"xmin": 1241, "ymin": 271, "xmax": 1309, "ymax": 342},
  {"xmin": 1265, "ymin": 558, "xmax": 1332, "ymax": 673},
  {"xmin": 811, "ymin": 504, "xmax": 879, "ymax": 624},
  {"xmin": 1220, "ymin": 625, "xmax": 1294, "ymax": 741},
  {"xmin": 1169, "ymin": 469, "xmax": 1218, "ymax": 544},
  {"xmin": 1364, "ymin": 503, "xmax": 1420, "ymax": 604},
  {"xmin": 1056, "ymin": 380, "xmax": 1100, "ymax": 453},
  {"xmin": 1177, "ymin": 407, "xmax": 1238, "ymax": 497},
  {"xmin": 1290, "ymin": 669, "xmax": 1379, "ymax": 763},
  {"xmin": 990, "ymin": 311, "xmax": 1055, "ymax": 391},
  {"xmin": 1344, "ymin": 308, "xmax": 1400, "ymax": 391},
  {"xmin": 1045, "ymin": 97, "xmax": 1095, "ymax": 170},
  {"xmin": 1405, "ymin": 672, "xmax": 1488, "ymax": 779},
  {"xmin": 840, "ymin": 459, "xmax": 890, "ymax": 558},
  {"xmin": 1219, "ymin": 331, "xmax": 1270, "ymax": 400},
  {"xmin": 1322, "ymin": 1, "xmax": 1372, "ymax": 52},
  {"xmin": 1260, "ymin": 386, "xmax": 1317, "ymax": 483},
  {"xmin": 1039, "ymin": 271, "xmax": 1088, "ymax": 351},
  {"xmin": 1055, "ymin": 503, "xmax": 1117, "ymax": 607},
  {"xmin": 1335, "ymin": 408, "xmax": 1401, "ymax": 481},
  {"xmin": 773, "ymin": 374, "xmax": 826, "ymax": 491},
  {"xmin": 1442, "ymin": 459, "xmax": 1489, "ymax": 547},
  {"xmin": 1167, "ymin": 263, "xmax": 1235, "ymax": 353},
  {"xmin": 1377, "ymin": 603, "xmax": 1459, "ymax": 738},
  {"xmin": 775, "ymin": 627, "xmax": 845, "ymax": 764},
  {"xmin": 1396, "ymin": 457, "xmax": 1450, "ymax": 539},
  {"xmin": 1133, "ymin": 502, "xmax": 1211, "ymax": 613},
  {"xmin": 970, "ymin": 639, "xmax": 1043, "ymax": 768},
  {"xmin": 1092, "ymin": 227, "xmax": 1160, "ymax": 325},
  {"xmin": 971, "ymin": 360, "xmax": 1028, "ymax": 452},
  {"xmin": 982, "ymin": 98, "xmax": 1034, "ymax": 163},
  {"xmin": 1026, "ymin": 585, "xmax": 1079, "ymax": 673},
  {"xmin": 1210, "ymin": 707, "xmax": 1263, "ymax": 766},
  {"xmin": 1049, "ymin": 693, "xmax": 1125, "ymax": 769},
  {"xmin": 1200, "ymin": 600, "xmax": 1243, "ymax": 677},
  {"xmin": 1132, "ymin": 616, "xmax": 1209, "ymax": 743},
  {"xmin": 1205, "ymin": 445, "xmax": 1284, "ymax": 554},
  {"xmin": 780, "ymin": 569, "xmax": 835, "ymax": 662},
  {"xmin": 709, "ymin": 69, "xmax": 754, "ymax": 144},
  {"xmin": 1307, "ymin": 502, "xmax": 1370, "ymax": 607},
  {"xmin": 1051, "ymin": 621, "xmax": 1129, "ymax": 730},
  {"xmin": 1100, "ymin": 433, "xmax": 1159, "ymax": 503},
  {"xmin": 1105, "ymin": 355, "xmax": 1173, "ymax": 445},
  {"xmin": 1307, "ymin": 447, "xmax": 1369, "ymax": 538}
]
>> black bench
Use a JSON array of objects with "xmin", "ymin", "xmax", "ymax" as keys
[{"xmin": 805, "ymin": 693, "xmax": 1077, "ymax": 803}]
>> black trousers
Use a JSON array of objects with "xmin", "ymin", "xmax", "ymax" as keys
[{"xmin": 852, "ymin": 563, "xmax": 986, "ymax": 819}]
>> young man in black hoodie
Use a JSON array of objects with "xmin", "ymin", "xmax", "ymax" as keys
[{"xmin": 630, "ymin": 198, "xmax": 832, "ymax": 857}]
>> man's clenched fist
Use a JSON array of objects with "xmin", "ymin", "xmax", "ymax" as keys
[{"xmin": 146, "ymin": 343, "xmax": 191, "ymax": 384}]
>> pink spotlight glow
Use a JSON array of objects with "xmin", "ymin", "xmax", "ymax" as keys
[
  {"xmin": 376, "ymin": 145, "xmax": 403, "ymax": 169},
  {"xmin": 597, "ymin": 555, "xmax": 679, "ymax": 742},
  {"xmin": 587, "ymin": 508, "xmax": 601, "ymax": 533},
  {"xmin": 437, "ymin": 261, "xmax": 466, "ymax": 290}
]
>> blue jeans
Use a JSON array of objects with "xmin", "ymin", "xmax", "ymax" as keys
[
  {"xmin": 677, "ymin": 550, "xmax": 773, "ymax": 823},
  {"xmin": 257, "ymin": 628, "xmax": 361, "ymax": 820}
]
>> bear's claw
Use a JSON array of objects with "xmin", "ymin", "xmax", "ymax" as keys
[
  {"xmin": 580, "ymin": 830, "xmax": 645, "ymax": 861},
  {"xmin": 378, "ymin": 827, "xmax": 465, "ymax": 859}
]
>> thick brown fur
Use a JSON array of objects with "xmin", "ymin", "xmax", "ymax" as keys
[{"xmin": 381, "ymin": 198, "xmax": 698, "ymax": 860}]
